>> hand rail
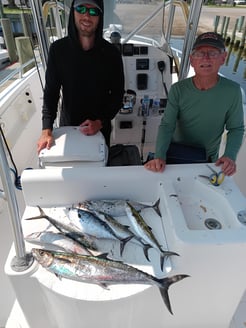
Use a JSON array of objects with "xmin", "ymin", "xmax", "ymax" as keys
[{"xmin": 0, "ymin": 131, "xmax": 33, "ymax": 271}]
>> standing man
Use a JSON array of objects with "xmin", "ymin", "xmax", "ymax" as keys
[
  {"xmin": 37, "ymin": 0, "xmax": 124, "ymax": 152},
  {"xmin": 145, "ymin": 32, "xmax": 244, "ymax": 176}
]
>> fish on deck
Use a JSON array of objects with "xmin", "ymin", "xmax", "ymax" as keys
[
  {"xmin": 32, "ymin": 248, "xmax": 189, "ymax": 315},
  {"xmin": 25, "ymin": 231, "xmax": 94, "ymax": 256},
  {"xmin": 77, "ymin": 198, "xmax": 161, "ymax": 217},
  {"xmin": 125, "ymin": 202, "xmax": 179, "ymax": 271}
]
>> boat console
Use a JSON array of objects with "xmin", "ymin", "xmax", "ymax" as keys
[{"xmin": 111, "ymin": 43, "xmax": 172, "ymax": 159}]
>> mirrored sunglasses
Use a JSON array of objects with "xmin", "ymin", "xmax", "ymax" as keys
[{"xmin": 75, "ymin": 5, "xmax": 101, "ymax": 16}]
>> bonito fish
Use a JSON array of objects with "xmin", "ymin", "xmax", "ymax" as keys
[
  {"xmin": 68, "ymin": 208, "xmax": 132, "ymax": 254},
  {"xmin": 77, "ymin": 198, "xmax": 161, "ymax": 217},
  {"xmin": 32, "ymin": 248, "xmax": 189, "ymax": 315},
  {"xmin": 26, "ymin": 206, "xmax": 99, "ymax": 251},
  {"xmin": 25, "ymin": 231, "xmax": 94, "ymax": 256},
  {"xmin": 125, "ymin": 202, "xmax": 179, "ymax": 271}
]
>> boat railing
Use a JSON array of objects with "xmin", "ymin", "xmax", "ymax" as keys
[
  {"xmin": 0, "ymin": 130, "xmax": 34, "ymax": 271},
  {"xmin": 0, "ymin": 57, "xmax": 35, "ymax": 86},
  {"xmin": 0, "ymin": 57, "xmax": 42, "ymax": 103}
]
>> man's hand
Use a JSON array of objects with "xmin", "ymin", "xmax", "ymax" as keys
[
  {"xmin": 215, "ymin": 156, "xmax": 236, "ymax": 176},
  {"xmin": 144, "ymin": 158, "xmax": 166, "ymax": 172},
  {"xmin": 80, "ymin": 120, "xmax": 102, "ymax": 136},
  {"xmin": 37, "ymin": 129, "xmax": 54, "ymax": 154}
]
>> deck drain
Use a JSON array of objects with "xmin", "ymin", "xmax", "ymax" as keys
[
  {"xmin": 204, "ymin": 218, "xmax": 222, "ymax": 230},
  {"xmin": 237, "ymin": 210, "xmax": 246, "ymax": 225}
]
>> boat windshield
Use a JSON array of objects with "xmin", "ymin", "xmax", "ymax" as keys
[{"xmin": 104, "ymin": 0, "xmax": 167, "ymax": 46}]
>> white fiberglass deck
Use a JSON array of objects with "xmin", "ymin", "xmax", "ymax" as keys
[{"xmin": 4, "ymin": 164, "xmax": 246, "ymax": 328}]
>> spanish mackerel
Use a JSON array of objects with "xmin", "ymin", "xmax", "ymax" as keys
[
  {"xmin": 96, "ymin": 210, "xmax": 153, "ymax": 261},
  {"xmin": 32, "ymin": 248, "xmax": 189, "ymax": 315},
  {"xmin": 77, "ymin": 198, "xmax": 161, "ymax": 217},
  {"xmin": 25, "ymin": 231, "xmax": 94, "ymax": 255},
  {"xmin": 125, "ymin": 202, "xmax": 179, "ymax": 271}
]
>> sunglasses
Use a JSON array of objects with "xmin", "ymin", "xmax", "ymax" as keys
[
  {"xmin": 191, "ymin": 50, "xmax": 223, "ymax": 59},
  {"xmin": 74, "ymin": 5, "xmax": 101, "ymax": 16}
]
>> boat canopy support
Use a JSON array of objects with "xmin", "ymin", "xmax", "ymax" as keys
[
  {"xmin": 178, "ymin": 0, "xmax": 203, "ymax": 80},
  {"xmin": 29, "ymin": 0, "xmax": 50, "ymax": 71},
  {"xmin": 0, "ymin": 133, "xmax": 33, "ymax": 271}
]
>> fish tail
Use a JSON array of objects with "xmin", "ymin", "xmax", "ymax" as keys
[
  {"xmin": 120, "ymin": 236, "xmax": 134, "ymax": 256},
  {"xmin": 160, "ymin": 250, "xmax": 180, "ymax": 271},
  {"xmin": 143, "ymin": 243, "xmax": 152, "ymax": 262},
  {"xmin": 158, "ymin": 274, "xmax": 190, "ymax": 315},
  {"xmin": 25, "ymin": 206, "xmax": 48, "ymax": 220},
  {"xmin": 153, "ymin": 198, "xmax": 161, "ymax": 217}
]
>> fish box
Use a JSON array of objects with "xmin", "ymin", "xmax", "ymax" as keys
[{"xmin": 38, "ymin": 126, "xmax": 108, "ymax": 168}]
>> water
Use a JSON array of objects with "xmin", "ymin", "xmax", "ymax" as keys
[{"xmin": 170, "ymin": 38, "xmax": 246, "ymax": 95}]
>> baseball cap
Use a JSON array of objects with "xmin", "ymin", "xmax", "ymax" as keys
[
  {"xmin": 192, "ymin": 32, "xmax": 225, "ymax": 51},
  {"xmin": 73, "ymin": 0, "xmax": 102, "ymax": 12}
]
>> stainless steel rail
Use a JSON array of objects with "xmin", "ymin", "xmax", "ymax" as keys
[{"xmin": 0, "ymin": 133, "xmax": 33, "ymax": 271}]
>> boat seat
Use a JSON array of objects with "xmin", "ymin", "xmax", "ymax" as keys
[{"xmin": 38, "ymin": 126, "xmax": 108, "ymax": 168}]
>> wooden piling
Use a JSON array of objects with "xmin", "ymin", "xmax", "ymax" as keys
[
  {"xmin": 238, "ymin": 16, "xmax": 245, "ymax": 33},
  {"xmin": 0, "ymin": 18, "xmax": 18, "ymax": 63},
  {"xmin": 239, "ymin": 24, "xmax": 246, "ymax": 49},
  {"xmin": 15, "ymin": 37, "xmax": 34, "ymax": 74},
  {"xmin": 214, "ymin": 15, "xmax": 220, "ymax": 33},
  {"xmin": 223, "ymin": 17, "xmax": 230, "ymax": 39},
  {"xmin": 220, "ymin": 16, "xmax": 226, "ymax": 36},
  {"xmin": 233, "ymin": 47, "xmax": 243, "ymax": 73},
  {"xmin": 230, "ymin": 18, "xmax": 239, "ymax": 45}
]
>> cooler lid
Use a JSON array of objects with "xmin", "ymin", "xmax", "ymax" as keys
[{"xmin": 39, "ymin": 126, "xmax": 107, "ymax": 163}]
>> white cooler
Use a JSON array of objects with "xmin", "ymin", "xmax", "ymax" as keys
[{"xmin": 39, "ymin": 126, "xmax": 108, "ymax": 168}]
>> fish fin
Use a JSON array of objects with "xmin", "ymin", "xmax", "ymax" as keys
[
  {"xmin": 96, "ymin": 253, "xmax": 110, "ymax": 260},
  {"xmin": 25, "ymin": 206, "xmax": 49, "ymax": 221},
  {"xmin": 99, "ymin": 282, "xmax": 110, "ymax": 290},
  {"xmin": 143, "ymin": 243, "xmax": 152, "ymax": 262},
  {"xmin": 120, "ymin": 235, "xmax": 134, "ymax": 256},
  {"xmin": 160, "ymin": 251, "xmax": 179, "ymax": 271},
  {"xmin": 153, "ymin": 198, "xmax": 161, "ymax": 217},
  {"xmin": 54, "ymin": 273, "xmax": 63, "ymax": 281},
  {"xmin": 158, "ymin": 274, "xmax": 190, "ymax": 315},
  {"xmin": 160, "ymin": 254, "xmax": 164, "ymax": 272}
]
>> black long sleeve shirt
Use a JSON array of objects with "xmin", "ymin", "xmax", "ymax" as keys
[{"xmin": 42, "ymin": 5, "xmax": 124, "ymax": 146}]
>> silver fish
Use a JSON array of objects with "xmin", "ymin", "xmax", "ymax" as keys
[
  {"xmin": 95, "ymin": 211, "xmax": 136, "ymax": 256},
  {"xmin": 25, "ymin": 231, "xmax": 94, "ymax": 255},
  {"xmin": 68, "ymin": 208, "xmax": 130, "ymax": 255},
  {"xmin": 32, "ymin": 248, "xmax": 189, "ymax": 315},
  {"xmin": 25, "ymin": 206, "xmax": 99, "ymax": 251},
  {"xmin": 125, "ymin": 202, "xmax": 179, "ymax": 271},
  {"xmin": 77, "ymin": 198, "xmax": 161, "ymax": 217},
  {"xmin": 96, "ymin": 210, "xmax": 153, "ymax": 261}
]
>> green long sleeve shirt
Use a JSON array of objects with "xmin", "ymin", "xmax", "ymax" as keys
[{"xmin": 155, "ymin": 76, "xmax": 245, "ymax": 162}]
